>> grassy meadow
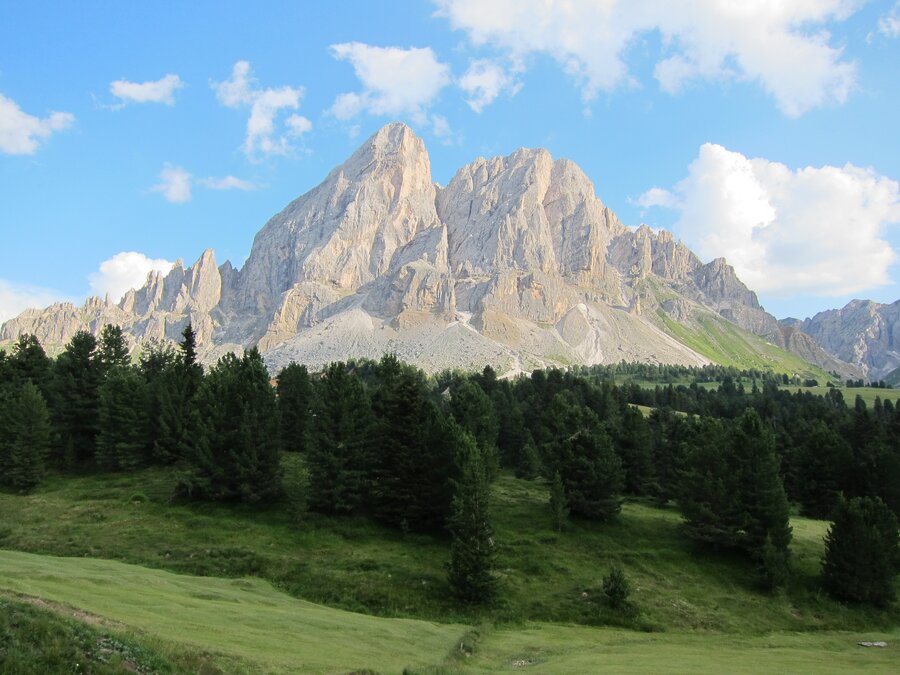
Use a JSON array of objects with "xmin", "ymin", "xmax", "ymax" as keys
[{"xmin": 2, "ymin": 455, "xmax": 899, "ymax": 672}]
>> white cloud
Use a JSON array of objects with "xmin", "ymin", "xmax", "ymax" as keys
[
  {"xmin": 458, "ymin": 59, "xmax": 519, "ymax": 112},
  {"xmin": 879, "ymin": 1, "xmax": 900, "ymax": 37},
  {"xmin": 212, "ymin": 61, "xmax": 308, "ymax": 158},
  {"xmin": 0, "ymin": 280, "xmax": 72, "ymax": 324},
  {"xmin": 110, "ymin": 74, "xmax": 184, "ymax": 106},
  {"xmin": 329, "ymin": 42, "xmax": 451, "ymax": 123},
  {"xmin": 200, "ymin": 175, "xmax": 258, "ymax": 191},
  {"xmin": 151, "ymin": 164, "xmax": 192, "ymax": 203},
  {"xmin": 435, "ymin": 0, "xmax": 859, "ymax": 116},
  {"xmin": 89, "ymin": 252, "xmax": 174, "ymax": 302},
  {"xmin": 0, "ymin": 93, "xmax": 73, "ymax": 155},
  {"xmin": 638, "ymin": 143, "xmax": 900, "ymax": 297}
]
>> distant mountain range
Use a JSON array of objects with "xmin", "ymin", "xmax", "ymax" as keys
[{"xmin": 2, "ymin": 123, "xmax": 891, "ymax": 380}]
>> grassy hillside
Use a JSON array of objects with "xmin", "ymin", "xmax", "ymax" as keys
[
  {"xmin": 1, "ymin": 462, "xmax": 897, "ymax": 634},
  {"xmin": 0, "ymin": 550, "xmax": 465, "ymax": 674},
  {"xmin": 2, "ymin": 460, "xmax": 900, "ymax": 672},
  {"xmin": 657, "ymin": 310, "xmax": 832, "ymax": 380}
]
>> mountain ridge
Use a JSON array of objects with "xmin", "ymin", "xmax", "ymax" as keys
[{"xmin": 0, "ymin": 123, "xmax": 864, "ymax": 378}]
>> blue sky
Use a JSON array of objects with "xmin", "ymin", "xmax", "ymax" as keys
[{"xmin": 1, "ymin": 0, "xmax": 899, "ymax": 322}]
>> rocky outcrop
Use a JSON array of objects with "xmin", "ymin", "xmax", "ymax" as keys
[
  {"xmin": 789, "ymin": 299, "xmax": 900, "ymax": 380},
  {"xmin": 0, "ymin": 122, "xmax": 863, "ymax": 377}
]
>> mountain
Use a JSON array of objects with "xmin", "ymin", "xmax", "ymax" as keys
[
  {"xmin": 780, "ymin": 299, "xmax": 900, "ymax": 381},
  {"xmin": 0, "ymin": 123, "xmax": 861, "ymax": 378}
]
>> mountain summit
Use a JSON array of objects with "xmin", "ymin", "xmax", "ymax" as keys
[{"xmin": 0, "ymin": 124, "xmax": 862, "ymax": 377}]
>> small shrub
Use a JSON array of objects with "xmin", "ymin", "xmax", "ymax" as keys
[{"xmin": 602, "ymin": 565, "xmax": 631, "ymax": 609}]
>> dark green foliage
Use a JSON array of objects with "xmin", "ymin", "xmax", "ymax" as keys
[
  {"xmin": 602, "ymin": 565, "xmax": 631, "ymax": 609},
  {"xmin": 151, "ymin": 327, "xmax": 202, "ymax": 464},
  {"xmin": 0, "ymin": 381, "xmax": 51, "ymax": 491},
  {"xmin": 96, "ymin": 324, "xmax": 130, "ymax": 376},
  {"xmin": 180, "ymin": 348, "xmax": 281, "ymax": 503},
  {"xmin": 549, "ymin": 470, "xmax": 569, "ymax": 531},
  {"xmin": 447, "ymin": 433, "xmax": 496, "ymax": 603},
  {"xmin": 9, "ymin": 333, "xmax": 54, "ymax": 400},
  {"xmin": 821, "ymin": 496, "xmax": 900, "ymax": 607},
  {"xmin": 795, "ymin": 421, "xmax": 853, "ymax": 518},
  {"xmin": 679, "ymin": 409, "xmax": 792, "ymax": 586},
  {"xmin": 96, "ymin": 366, "xmax": 147, "ymax": 471},
  {"xmin": 616, "ymin": 404, "xmax": 655, "ymax": 495},
  {"xmin": 277, "ymin": 362, "xmax": 312, "ymax": 454},
  {"xmin": 53, "ymin": 330, "xmax": 101, "ymax": 465},
  {"xmin": 306, "ymin": 362, "xmax": 373, "ymax": 514},
  {"xmin": 542, "ymin": 391, "xmax": 624, "ymax": 521},
  {"xmin": 370, "ymin": 356, "xmax": 457, "ymax": 532},
  {"xmin": 448, "ymin": 378, "xmax": 500, "ymax": 481}
]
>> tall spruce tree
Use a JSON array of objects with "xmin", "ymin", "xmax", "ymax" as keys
[
  {"xmin": 541, "ymin": 391, "xmax": 624, "ymax": 520},
  {"xmin": 822, "ymin": 495, "xmax": 900, "ymax": 607},
  {"xmin": 181, "ymin": 348, "xmax": 281, "ymax": 503},
  {"xmin": 370, "ymin": 355, "xmax": 457, "ymax": 532},
  {"xmin": 153, "ymin": 325, "xmax": 202, "ymax": 464},
  {"xmin": 1, "ymin": 381, "xmax": 51, "ymax": 491},
  {"xmin": 447, "ymin": 432, "xmax": 497, "ymax": 603},
  {"xmin": 53, "ymin": 331, "xmax": 101, "ymax": 466},
  {"xmin": 96, "ymin": 366, "xmax": 147, "ymax": 471},
  {"xmin": 306, "ymin": 362, "xmax": 373, "ymax": 514},
  {"xmin": 96, "ymin": 324, "xmax": 130, "ymax": 377},
  {"xmin": 277, "ymin": 362, "xmax": 312, "ymax": 454}
]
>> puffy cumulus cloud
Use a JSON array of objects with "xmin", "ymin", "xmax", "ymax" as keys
[
  {"xmin": 329, "ymin": 42, "xmax": 451, "ymax": 123},
  {"xmin": 151, "ymin": 164, "xmax": 192, "ymax": 203},
  {"xmin": 879, "ymin": 2, "xmax": 900, "ymax": 37},
  {"xmin": 435, "ymin": 0, "xmax": 858, "ymax": 116},
  {"xmin": 458, "ymin": 59, "xmax": 520, "ymax": 112},
  {"xmin": 110, "ymin": 74, "xmax": 184, "ymax": 106},
  {"xmin": 0, "ymin": 280, "xmax": 72, "ymax": 324},
  {"xmin": 89, "ymin": 252, "xmax": 174, "ymax": 302},
  {"xmin": 0, "ymin": 93, "xmax": 73, "ymax": 155},
  {"xmin": 212, "ymin": 61, "xmax": 310, "ymax": 158},
  {"xmin": 637, "ymin": 144, "xmax": 900, "ymax": 297}
]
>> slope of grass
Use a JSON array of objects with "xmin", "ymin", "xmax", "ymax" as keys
[
  {"xmin": 0, "ymin": 595, "xmax": 222, "ymax": 674},
  {"xmin": 778, "ymin": 385, "xmax": 900, "ymax": 407},
  {"xmin": 1, "ymin": 462, "xmax": 898, "ymax": 635},
  {"xmin": 656, "ymin": 309, "xmax": 831, "ymax": 380},
  {"xmin": 0, "ymin": 550, "xmax": 466, "ymax": 674}
]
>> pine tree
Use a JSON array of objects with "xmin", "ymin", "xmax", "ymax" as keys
[
  {"xmin": 447, "ymin": 433, "xmax": 496, "ymax": 603},
  {"xmin": 96, "ymin": 324, "xmax": 130, "ymax": 377},
  {"xmin": 306, "ymin": 362, "xmax": 373, "ymax": 514},
  {"xmin": 181, "ymin": 349, "xmax": 281, "ymax": 503},
  {"xmin": 9, "ymin": 334, "xmax": 53, "ymax": 400},
  {"xmin": 2, "ymin": 381, "xmax": 51, "ymax": 491},
  {"xmin": 370, "ymin": 356, "xmax": 457, "ymax": 532},
  {"xmin": 53, "ymin": 331, "xmax": 101, "ymax": 466},
  {"xmin": 449, "ymin": 379, "xmax": 500, "ymax": 480},
  {"xmin": 542, "ymin": 391, "xmax": 624, "ymax": 521},
  {"xmin": 277, "ymin": 362, "xmax": 312, "ymax": 454},
  {"xmin": 153, "ymin": 326, "xmax": 202, "ymax": 464},
  {"xmin": 822, "ymin": 495, "xmax": 900, "ymax": 607},
  {"xmin": 96, "ymin": 366, "xmax": 147, "ymax": 471}
]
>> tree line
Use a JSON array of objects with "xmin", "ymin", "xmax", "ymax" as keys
[{"xmin": 1, "ymin": 328, "xmax": 897, "ymax": 606}]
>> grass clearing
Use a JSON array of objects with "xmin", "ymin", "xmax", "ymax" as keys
[
  {"xmin": 0, "ymin": 550, "xmax": 466, "ymax": 674},
  {"xmin": 778, "ymin": 385, "xmax": 900, "ymax": 407}
]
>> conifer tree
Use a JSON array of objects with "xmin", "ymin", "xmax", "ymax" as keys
[
  {"xmin": 153, "ymin": 326, "xmax": 202, "ymax": 464},
  {"xmin": 2, "ymin": 381, "xmax": 51, "ymax": 491},
  {"xmin": 447, "ymin": 432, "xmax": 496, "ymax": 603},
  {"xmin": 549, "ymin": 470, "xmax": 569, "ymax": 531},
  {"xmin": 542, "ymin": 391, "xmax": 624, "ymax": 520},
  {"xmin": 277, "ymin": 362, "xmax": 312, "ymax": 454},
  {"xmin": 822, "ymin": 495, "xmax": 900, "ymax": 606},
  {"xmin": 306, "ymin": 362, "xmax": 373, "ymax": 514},
  {"xmin": 449, "ymin": 378, "xmax": 500, "ymax": 480},
  {"xmin": 96, "ymin": 324, "xmax": 130, "ymax": 377},
  {"xmin": 53, "ymin": 331, "xmax": 101, "ymax": 465},
  {"xmin": 9, "ymin": 334, "xmax": 53, "ymax": 400},
  {"xmin": 96, "ymin": 366, "xmax": 147, "ymax": 471},
  {"xmin": 370, "ymin": 355, "xmax": 457, "ymax": 532},
  {"xmin": 181, "ymin": 349, "xmax": 281, "ymax": 503}
]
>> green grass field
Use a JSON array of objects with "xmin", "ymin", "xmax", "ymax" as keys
[
  {"xmin": 2, "ymin": 462, "xmax": 899, "ymax": 672},
  {"xmin": 778, "ymin": 385, "xmax": 900, "ymax": 407}
]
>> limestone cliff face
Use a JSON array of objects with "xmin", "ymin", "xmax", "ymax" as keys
[
  {"xmin": 0, "ymin": 123, "xmax": 864, "ymax": 376},
  {"xmin": 790, "ymin": 300, "xmax": 900, "ymax": 380}
]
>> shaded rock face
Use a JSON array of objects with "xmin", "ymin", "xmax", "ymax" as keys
[
  {"xmin": 0, "ymin": 123, "xmax": 864, "ymax": 376},
  {"xmin": 791, "ymin": 300, "xmax": 900, "ymax": 380}
]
